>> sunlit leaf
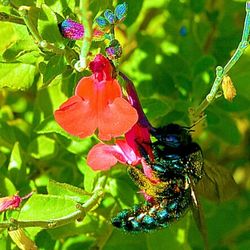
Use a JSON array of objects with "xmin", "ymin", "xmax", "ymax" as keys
[
  {"xmin": 0, "ymin": 63, "xmax": 36, "ymax": 90},
  {"xmin": 18, "ymin": 194, "xmax": 78, "ymax": 221}
]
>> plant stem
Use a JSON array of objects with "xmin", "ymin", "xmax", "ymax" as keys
[
  {"xmin": 18, "ymin": 6, "xmax": 64, "ymax": 55},
  {"xmin": 74, "ymin": 0, "xmax": 92, "ymax": 71},
  {"xmin": 0, "ymin": 12, "xmax": 25, "ymax": 25},
  {"xmin": 0, "ymin": 176, "xmax": 106, "ymax": 229},
  {"xmin": 194, "ymin": 1, "xmax": 250, "ymax": 117}
]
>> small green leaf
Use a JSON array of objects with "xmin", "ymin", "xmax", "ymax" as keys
[
  {"xmin": 47, "ymin": 179, "xmax": 91, "ymax": 203},
  {"xmin": 8, "ymin": 142, "xmax": 26, "ymax": 184},
  {"xmin": 76, "ymin": 157, "xmax": 98, "ymax": 193},
  {"xmin": 0, "ymin": 173, "xmax": 16, "ymax": 196},
  {"xmin": 28, "ymin": 135, "xmax": 58, "ymax": 160},
  {"xmin": 18, "ymin": 194, "xmax": 78, "ymax": 221},
  {"xmin": 0, "ymin": 62, "xmax": 36, "ymax": 90},
  {"xmin": 38, "ymin": 4, "xmax": 65, "ymax": 46}
]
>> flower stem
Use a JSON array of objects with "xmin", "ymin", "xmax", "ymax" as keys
[
  {"xmin": 74, "ymin": 0, "xmax": 93, "ymax": 72},
  {"xmin": 0, "ymin": 176, "xmax": 106, "ymax": 229},
  {"xmin": 194, "ymin": 1, "xmax": 250, "ymax": 117}
]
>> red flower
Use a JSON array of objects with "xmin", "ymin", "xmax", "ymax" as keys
[{"xmin": 54, "ymin": 54, "xmax": 138, "ymax": 140}]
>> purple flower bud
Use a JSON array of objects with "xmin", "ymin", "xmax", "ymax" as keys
[
  {"xmin": 105, "ymin": 39, "xmax": 122, "ymax": 60},
  {"xmin": 59, "ymin": 19, "xmax": 84, "ymax": 40}
]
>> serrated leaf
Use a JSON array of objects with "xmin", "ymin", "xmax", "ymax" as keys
[
  {"xmin": 0, "ymin": 63, "xmax": 36, "ymax": 90},
  {"xmin": 38, "ymin": 4, "xmax": 65, "ymax": 47},
  {"xmin": 47, "ymin": 180, "xmax": 91, "ymax": 203},
  {"xmin": 18, "ymin": 194, "xmax": 78, "ymax": 221},
  {"xmin": 28, "ymin": 135, "xmax": 58, "ymax": 160}
]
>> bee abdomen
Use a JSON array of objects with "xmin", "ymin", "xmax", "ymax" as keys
[{"xmin": 111, "ymin": 196, "xmax": 190, "ymax": 232}]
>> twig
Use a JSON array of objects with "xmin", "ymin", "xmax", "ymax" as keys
[
  {"xmin": 0, "ymin": 176, "xmax": 106, "ymax": 229},
  {"xmin": 194, "ymin": 1, "xmax": 250, "ymax": 117}
]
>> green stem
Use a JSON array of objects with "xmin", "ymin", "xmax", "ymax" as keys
[
  {"xmin": 74, "ymin": 0, "xmax": 93, "ymax": 71},
  {"xmin": 0, "ymin": 12, "xmax": 25, "ymax": 25},
  {"xmin": 18, "ymin": 6, "xmax": 64, "ymax": 55},
  {"xmin": 0, "ymin": 176, "xmax": 106, "ymax": 229},
  {"xmin": 194, "ymin": 1, "xmax": 250, "ymax": 117}
]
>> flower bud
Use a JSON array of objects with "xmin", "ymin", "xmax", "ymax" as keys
[
  {"xmin": 95, "ymin": 16, "xmax": 109, "ymax": 29},
  {"xmin": 115, "ymin": 2, "xmax": 128, "ymax": 22},
  {"xmin": 59, "ymin": 19, "xmax": 84, "ymax": 40},
  {"xmin": 104, "ymin": 9, "xmax": 116, "ymax": 24},
  {"xmin": 105, "ymin": 39, "xmax": 122, "ymax": 60},
  {"xmin": 222, "ymin": 75, "xmax": 236, "ymax": 101}
]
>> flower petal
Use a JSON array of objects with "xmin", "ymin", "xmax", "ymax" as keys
[
  {"xmin": 98, "ymin": 97, "xmax": 138, "ymax": 140},
  {"xmin": 54, "ymin": 95, "xmax": 97, "ymax": 138},
  {"xmin": 87, "ymin": 143, "xmax": 119, "ymax": 171}
]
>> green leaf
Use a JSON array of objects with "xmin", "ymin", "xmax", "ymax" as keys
[
  {"xmin": 141, "ymin": 98, "xmax": 170, "ymax": 121},
  {"xmin": 2, "ymin": 39, "xmax": 39, "ymax": 62},
  {"xmin": 28, "ymin": 135, "xmax": 58, "ymax": 160},
  {"xmin": 38, "ymin": 4, "xmax": 65, "ymax": 47},
  {"xmin": 76, "ymin": 157, "xmax": 98, "ymax": 193},
  {"xmin": 0, "ymin": 120, "xmax": 16, "ymax": 149},
  {"xmin": 18, "ymin": 194, "xmax": 78, "ymax": 221},
  {"xmin": 0, "ymin": 62, "xmax": 36, "ymax": 90},
  {"xmin": 42, "ymin": 55, "xmax": 67, "ymax": 85},
  {"xmin": 0, "ymin": 173, "xmax": 16, "ymax": 196},
  {"xmin": 8, "ymin": 142, "xmax": 26, "ymax": 185},
  {"xmin": 123, "ymin": 0, "xmax": 143, "ymax": 26},
  {"xmin": 47, "ymin": 179, "xmax": 90, "ymax": 203}
]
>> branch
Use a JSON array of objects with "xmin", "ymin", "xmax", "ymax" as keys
[
  {"xmin": 194, "ymin": 1, "xmax": 250, "ymax": 118},
  {"xmin": 0, "ymin": 176, "xmax": 106, "ymax": 229}
]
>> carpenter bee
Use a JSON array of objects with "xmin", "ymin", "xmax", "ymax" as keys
[{"xmin": 111, "ymin": 123, "xmax": 204, "ymax": 232}]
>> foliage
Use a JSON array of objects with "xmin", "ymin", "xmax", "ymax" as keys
[{"xmin": 0, "ymin": 0, "xmax": 250, "ymax": 249}]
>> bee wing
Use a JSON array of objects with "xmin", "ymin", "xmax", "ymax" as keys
[
  {"xmin": 196, "ymin": 160, "xmax": 239, "ymax": 202},
  {"xmin": 188, "ymin": 177, "xmax": 209, "ymax": 250}
]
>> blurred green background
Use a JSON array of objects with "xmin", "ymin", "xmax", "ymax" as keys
[{"xmin": 0, "ymin": 0, "xmax": 250, "ymax": 249}]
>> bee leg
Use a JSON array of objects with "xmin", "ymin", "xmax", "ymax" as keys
[{"xmin": 127, "ymin": 166, "xmax": 167, "ymax": 197}]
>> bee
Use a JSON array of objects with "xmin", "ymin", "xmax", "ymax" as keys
[{"xmin": 111, "ymin": 123, "xmax": 204, "ymax": 232}]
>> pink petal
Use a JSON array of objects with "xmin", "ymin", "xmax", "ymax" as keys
[{"xmin": 87, "ymin": 143, "xmax": 119, "ymax": 171}]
